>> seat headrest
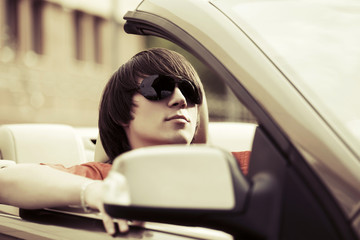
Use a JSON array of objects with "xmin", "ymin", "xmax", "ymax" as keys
[{"xmin": 0, "ymin": 124, "xmax": 87, "ymax": 167}]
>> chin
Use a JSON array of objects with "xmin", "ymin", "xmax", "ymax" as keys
[{"xmin": 169, "ymin": 135, "xmax": 191, "ymax": 145}]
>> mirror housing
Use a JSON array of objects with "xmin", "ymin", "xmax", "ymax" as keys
[{"xmin": 103, "ymin": 145, "xmax": 249, "ymax": 231}]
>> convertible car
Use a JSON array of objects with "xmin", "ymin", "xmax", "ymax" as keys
[{"xmin": 1, "ymin": 0, "xmax": 359, "ymax": 239}]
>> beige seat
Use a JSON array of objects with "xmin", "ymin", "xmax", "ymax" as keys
[
  {"xmin": 208, "ymin": 122, "xmax": 256, "ymax": 152},
  {"xmin": 0, "ymin": 124, "xmax": 87, "ymax": 167}
]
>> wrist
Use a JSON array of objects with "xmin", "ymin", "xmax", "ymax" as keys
[{"xmin": 80, "ymin": 180, "xmax": 99, "ymax": 212}]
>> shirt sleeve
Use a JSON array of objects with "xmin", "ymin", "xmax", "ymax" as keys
[
  {"xmin": 232, "ymin": 151, "xmax": 251, "ymax": 175},
  {"xmin": 41, "ymin": 162, "xmax": 112, "ymax": 180}
]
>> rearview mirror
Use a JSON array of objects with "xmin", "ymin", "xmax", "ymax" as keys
[{"xmin": 103, "ymin": 145, "xmax": 249, "ymax": 231}]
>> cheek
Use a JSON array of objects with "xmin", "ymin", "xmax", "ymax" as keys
[{"xmin": 132, "ymin": 95, "xmax": 160, "ymax": 122}]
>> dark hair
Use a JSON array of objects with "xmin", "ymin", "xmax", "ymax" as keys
[{"xmin": 98, "ymin": 48, "xmax": 203, "ymax": 162}]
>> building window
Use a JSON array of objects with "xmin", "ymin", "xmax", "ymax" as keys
[
  {"xmin": 74, "ymin": 10, "xmax": 84, "ymax": 60},
  {"xmin": 93, "ymin": 16, "xmax": 103, "ymax": 64},
  {"xmin": 31, "ymin": 0, "xmax": 44, "ymax": 54},
  {"xmin": 5, "ymin": 0, "xmax": 19, "ymax": 50}
]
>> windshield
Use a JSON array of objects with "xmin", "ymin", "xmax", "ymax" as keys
[{"xmin": 214, "ymin": 0, "xmax": 360, "ymax": 155}]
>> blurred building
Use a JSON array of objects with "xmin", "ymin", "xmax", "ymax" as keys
[
  {"xmin": 0, "ymin": 0, "xmax": 255, "ymax": 126},
  {"xmin": 0, "ymin": 0, "xmax": 145, "ymax": 126}
]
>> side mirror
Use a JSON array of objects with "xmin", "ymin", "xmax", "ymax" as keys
[{"xmin": 103, "ymin": 145, "xmax": 249, "ymax": 233}]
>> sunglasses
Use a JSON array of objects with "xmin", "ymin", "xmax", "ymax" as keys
[{"xmin": 138, "ymin": 75, "xmax": 202, "ymax": 104}]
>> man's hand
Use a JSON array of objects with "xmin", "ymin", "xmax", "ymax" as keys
[{"xmin": 84, "ymin": 181, "xmax": 130, "ymax": 235}]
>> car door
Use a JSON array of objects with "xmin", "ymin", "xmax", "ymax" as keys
[{"xmin": 115, "ymin": 1, "xmax": 359, "ymax": 239}]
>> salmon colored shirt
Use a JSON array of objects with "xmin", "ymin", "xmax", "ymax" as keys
[
  {"xmin": 41, "ymin": 162, "xmax": 112, "ymax": 180},
  {"xmin": 44, "ymin": 151, "xmax": 251, "ymax": 180}
]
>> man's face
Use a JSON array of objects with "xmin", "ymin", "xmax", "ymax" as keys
[{"xmin": 124, "ymin": 79, "xmax": 198, "ymax": 149}]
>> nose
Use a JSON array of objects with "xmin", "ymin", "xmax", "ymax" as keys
[{"xmin": 168, "ymin": 86, "xmax": 187, "ymax": 108}]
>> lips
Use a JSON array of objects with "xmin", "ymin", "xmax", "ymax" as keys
[{"xmin": 165, "ymin": 114, "xmax": 190, "ymax": 122}]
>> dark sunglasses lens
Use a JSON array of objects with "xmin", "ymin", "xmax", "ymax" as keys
[
  {"xmin": 140, "ymin": 75, "xmax": 175, "ymax": 100},
  {"xmin": 178, "ymin": 80, "xmax": 200, "ymax": 104},
  {"xmin": 157, "ymin": 76, "xmax": 174, "ymax": 99},
  {"xmin": 140, "ymin": 75, "xmax": 201, "ymax": 104}
]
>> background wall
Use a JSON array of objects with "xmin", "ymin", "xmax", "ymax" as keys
[
  {"xmin": 0, "ymin": 0, "xmax": 255, "ymax": 127},
  {"xmin": 0, "ymin": 0, "xmax": 145, "ymax": 126}
]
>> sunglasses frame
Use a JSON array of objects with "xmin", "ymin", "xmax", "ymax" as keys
[{"xmin": 138, "ymin": 74, "xmax": 202, "ymax": 104}]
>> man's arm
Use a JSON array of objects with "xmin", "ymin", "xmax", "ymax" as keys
[
  {"xmin": 0, "ymin": 164, "xmax": 91, "ymax": 208},
  {"xmin": 0, "ymin": 164, "xmax": 128, "ymax": 234}
]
